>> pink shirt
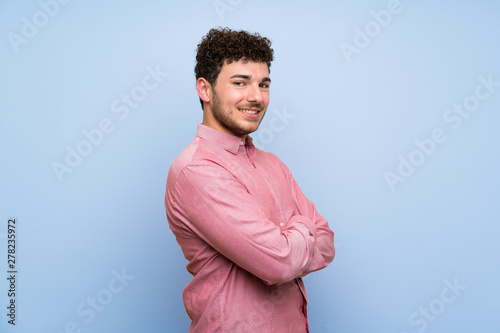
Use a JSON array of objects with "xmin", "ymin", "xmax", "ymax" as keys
[{"xmin": 165, "ymin": 124, "xmax": 335, "ymax": 332}]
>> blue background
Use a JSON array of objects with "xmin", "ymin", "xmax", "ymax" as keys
[{"xmin": 1, "ymin": 0, "xmax": 499, "ymax": 332}]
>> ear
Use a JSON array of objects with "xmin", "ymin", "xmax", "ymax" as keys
[{"xmin": 196, "ymin": 78, "xmax": 212, "ymax": 104}]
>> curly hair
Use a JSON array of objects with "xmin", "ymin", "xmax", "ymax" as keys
[{"xmin": 195, "ymin": 27, "xmax": 274, "ymax": 108}]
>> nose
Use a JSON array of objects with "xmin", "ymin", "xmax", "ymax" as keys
[{"xmin": 246, "ymin": 83, "xmax": 263, "ymax": 104}]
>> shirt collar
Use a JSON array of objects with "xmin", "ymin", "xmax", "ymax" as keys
[{"xmin": 196, "ymin": 123, "xmax": 255, "ymax": 155}]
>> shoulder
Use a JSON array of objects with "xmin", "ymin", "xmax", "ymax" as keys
[
  {"xmin": 168, "ymin": 137, "xmax": 217, "ymax": 178},
  {"xmin": 168, "ymin": 138, "xmax": 199, "ymax": 178},
  {"xmin": 166, "ymin": 137, "xmax": 234, "ymax": 195}
]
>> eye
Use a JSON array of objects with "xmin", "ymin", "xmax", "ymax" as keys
[
  {"xmin": 259, "ymin": 83, "xmax": 270, "ymax": 88},
  {"xmin": 234, "ymin": 81, "xmax": 245, "ymax": 86}
]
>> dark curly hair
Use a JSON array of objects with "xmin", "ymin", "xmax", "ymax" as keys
[{"xmin": 195, "ymin": 27, "xmax": 274, "ymax": 108}]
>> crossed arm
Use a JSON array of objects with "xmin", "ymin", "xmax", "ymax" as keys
[{"xmin": 167, "ymin": 160, "xmax": 335, "ymax": 285}]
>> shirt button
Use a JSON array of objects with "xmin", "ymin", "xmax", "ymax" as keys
[
  {"xmin": 279, "ymin": 222, "xmax": 284, "ymax": 227},
  {"xmin": 240, "ymin": 141, "xmax": 244, "ymax": 146}
]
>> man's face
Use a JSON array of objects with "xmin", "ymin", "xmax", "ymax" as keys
[{"xmin": 205, "ymin": 59, "xmax": 271, "ymax": 138}]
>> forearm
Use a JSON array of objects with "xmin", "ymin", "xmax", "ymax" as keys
[
  {"xmin": 301, "ymin": 227, "xmax": 335, "ymax": 276},
  {"xmin": 286, "ymin": 169, "xmax": 336, "ymax": 275},
  {"xmin": 167, "ymin": 164, "xmax": 320, "ymax": 285}
]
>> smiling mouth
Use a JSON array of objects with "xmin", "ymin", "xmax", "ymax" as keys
[
  {"xmin": 239, "ymin": 108, "xmax": 260, "ymax": 115},
  {"xmin": 238, "ymin": 104, "xmax": 263, "ymax": 116}
]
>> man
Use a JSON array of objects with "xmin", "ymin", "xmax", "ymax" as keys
[{"xmin": 165, "ymin": 27, "xmax": 335, "ymax": 332}]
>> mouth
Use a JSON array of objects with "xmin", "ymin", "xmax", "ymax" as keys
[{"xmin": 238, "ymin": 107, "xmax": 261, "ymax": 118}]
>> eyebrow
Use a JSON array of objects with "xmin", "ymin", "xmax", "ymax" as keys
[{"xmin": 229, "ymin": 74, "xmax": 271, "ymax": 83}]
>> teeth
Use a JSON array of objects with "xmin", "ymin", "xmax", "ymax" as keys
[{"xmin": 240, "ymin": 109, "xmax": 258, "ymax": 114}]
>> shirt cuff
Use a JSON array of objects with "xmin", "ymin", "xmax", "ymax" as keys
[{"xmin": 287, "ymin": 214, "xmax": 316, "ymax": 239}]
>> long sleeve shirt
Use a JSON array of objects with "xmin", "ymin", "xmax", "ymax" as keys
[{"xmin": 165, "ymin": 124, "xmax": 335, "ymax": 333}]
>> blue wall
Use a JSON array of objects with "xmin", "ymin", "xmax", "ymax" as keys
[{"xmin": 1, "ymin": 1, "xmax": 499, "ymax": 332}]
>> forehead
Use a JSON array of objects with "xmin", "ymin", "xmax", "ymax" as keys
[{"xmin": 219, "ymin": 59, "xmax": 270, "ymax": 79}]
